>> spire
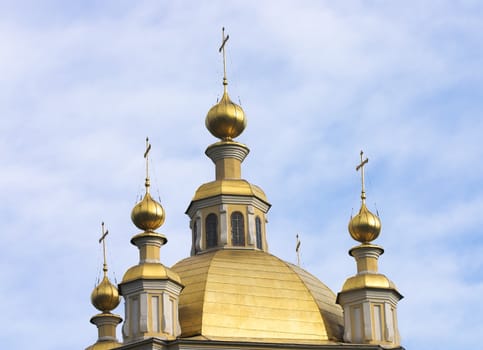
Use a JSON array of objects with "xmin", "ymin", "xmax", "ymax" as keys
[
  {"xmin": 356, "ymin": 150, "xmax": 368, "ymax": 203},
  {"xmin": 131, "ymin": 138, "xmax": 165, "ymax": 231},
  {"xmin": 86, "ymin": 223, "xmax": 122, "ymax": 350},
  {"xmin": 144, "ymin": 137, "xmax": 152, "ymax": 192},
  {"xmin": 220, "ymin": 26, "xmax": 230, "ymax": 91},
  {"xmin": 296, "ymin": 234, "xmax": 301, "ymax": 266},
  {"xmin": 348, "ymin": 150, "xmax": 381, "ymax": 243},
  {"xmin": 205, "ymin": 27, "xmax": 247, "ymax": 141},
  {"xmin": 100, "ymin": 222, "xmax": 108, "ymax": 277}
]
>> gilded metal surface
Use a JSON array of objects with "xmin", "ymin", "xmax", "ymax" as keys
[
  {"xmin": 341, "ymin": 273, "xmax": 397, "ymax": 292},
  {"xmin": 348, "ymin": 203, "xmax": 381, "ymax": 243},
  {"xmin": 91, "ymin": 275, "xmax": 121, "ymax": 312},
  {"xmin": 171, "ymin": 249, "xmax": 344, "ymax": 343},
  {"xmin": 131, "ymin": 192, "xmax": 165, "ymax": 231},
  {"xmin": 131, "ymin": 138, "xmax": 165, "ymax": 231},
  {"xmin": 91, "ymin": 223, "xmax": 120, "ymax": 313},
  {"xmin": 206, "ymin": 90, "xmax": 247, "ymax": 140},
  {"xmin": 121, "ymin": 263, "xmax": 182, "ymax": 284},
  {"xmin": 192, "ymin": 180, "xmax": 268, "ymax": 203}
]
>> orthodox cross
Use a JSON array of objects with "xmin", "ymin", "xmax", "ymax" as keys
[
  {"xmin": 296, "ymin": 234, "xmax": 301, "ymax": 266},
  {"xmin": 219, "ymin": 27, "xmax": 230, "ymax": 86},
  {"xmin": 144, "ymin": 137, "xmax": 152, "ymax": 191},
  {"xmin": 356, "ymin": 150, "xmax": 369, "ymax": 202},
  {"xmin": 98, "ymin": 222, "xmax": 109, "ymax": 275}
]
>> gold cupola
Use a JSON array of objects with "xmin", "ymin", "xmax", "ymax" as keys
[
  {"xmin": 205, "ymin": 27, "xmax": 246, "ymax": 141},
  {"xmin": 131, "ymin": 180, "xmax": 165, "ymax": 230},
  {"xmin": 86, "ymin": 223, "xmax": 122, "ymax": 350},
  {"xmin": 131, "ymin": 140, "xmax": 165, "ymax": 231},
  {"xmin": 91, "ymin": 275, "xmax": 120, "ymax": 313}
]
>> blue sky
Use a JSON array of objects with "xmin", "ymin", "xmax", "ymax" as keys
[{"xmin": 0, "ymin": 1, "xmax": 482, "ymax": 349}]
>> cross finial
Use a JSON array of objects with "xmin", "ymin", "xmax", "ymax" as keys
[
  {"xmin": 219, "ymin": 27, "xmax": 230, "ymax": 89},
  {"xmin": 98, "ymin": 222, "xmax": 109, "ymax": 276},
  {"xmin": 144, "ymin": 137, "xmax": 152, "ymax": 193},
  {"xmin": 355, "ymin": 150, "xmax": 369, "ymax": 203},
  {"xmin": 296, "ymin": 234, "xmax": 301, "ymax": 267}
]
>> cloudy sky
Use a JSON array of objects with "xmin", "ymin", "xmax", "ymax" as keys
[{"xmin": 0, "ymin": 1, "xmax": 482, "ymax": 349}]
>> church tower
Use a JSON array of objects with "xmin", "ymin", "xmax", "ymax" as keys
[
  {"xmin": 86, "ymin": 223, "xmax": 122, "ymax": 350},
  {"xmin": 337, "ymin": 151, "xmax": 403, "ymax": 347},
  {"xmin": 118, "ymin": 139, "xmax": 183, "ymax": 344},
  {"xmin": 171, "ymin": 28, "xmax": 344, "ymax": 343},
  {"xmin": 186, "ymin": 28, "xmax": 271, "ymax": 255}
]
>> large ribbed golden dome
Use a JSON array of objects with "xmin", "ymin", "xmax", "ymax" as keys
[
  {"xmin": 206, "ymin": 90, "xmax": 247, "ymax": 140},
  {"xmin": 91, "ymin": 275, "xmax": 120, "ymax": 313},
  {"xmin": 171, "ymin": 249, "xmax": 343, "ymax": 343},
  {"xmin": 348, "ymin": 203, "xmax": 381, "ymax": 243},
  {"xmin": 131, "ymin": 191, "xmax": 165, "ymax": 231}
]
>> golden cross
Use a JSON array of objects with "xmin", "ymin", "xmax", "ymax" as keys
[
  {"xmin": 144, "ymin": 137, "xmax": 152, "ymax": 192},
  {"xmin": 219, "ymin": 27, "xmax": 230, "ymax": 87},
  {"xmin": 98, "ymin": 222, "xmax": 109, "ymax": 275},
  {"xmin": 296, "ymin": 234, "xmax": 301, "ymax": 266},
  {"xmin": 355, "ymin": 150, "xmax": 369, "ymax": 202}
]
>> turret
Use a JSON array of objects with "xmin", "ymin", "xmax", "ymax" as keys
[
  {"xmin": 337, "ymin": 151, "xmax": 403, "ymax": 347},
  {"xmin": 186, "ymin": 28, "xmax": 271, "ymax": 256},
  {"xmin": 86, "ymin": 223, "xmax": 122, "ymax": 350},
  {"xmin": 118, "ymin": 139, "xmax": 183, "ymax": 343}
]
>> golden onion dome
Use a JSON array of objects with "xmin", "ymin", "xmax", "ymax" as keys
[
  {"xmin": 348, "ymin": 203, "xmax": 381, "ymax": 243},
  {"xmin": 172, "ymin": 249, "xmax": 343, "ymax": 342},
  {"xmin": 131, "ymin": 191, "xmax": 165, "ymax": 231},
  {"xmin": 91, "ymin": 275, "xmax": 120, "ymax": 313},
  {"xmin": 205, "ymin": 90, "xmax": 247, "ymax": 140},
  {"xmin": 341, "ymin": 273, "xmax": 398, "ymax": 293}
]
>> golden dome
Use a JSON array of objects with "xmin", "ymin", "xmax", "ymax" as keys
[
  {"xmin": 122, "ymin": 262, "xmax": 182, "ymax": 285},
  {"xmin": 131, "ymin": 192, "xmax": 165, "ymax": 231},
  {"xmin": 91, "ymin": 275, "xmax": 120, "ymax": 313},
  {"xmin": 348, "ymin": 203, "xmax": 381, "ymax": 243},
  {"xmin": 171, "ymin": 249, "xmax": 343, "ymax": 343},
  {"xmin": 341, "ymin": 273, "xmax": 398, "ymax": 293},
  {"xmin": 206, "ymin": 90, "xmax": 247, "ymax": 140},
  {"xmin": 191, "ymin": 179, "xmax": 268, "ymax": 203}
]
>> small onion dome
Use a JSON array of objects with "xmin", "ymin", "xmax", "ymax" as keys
[
  {"xmin": 348, "ymin": 203, "xmax": 381, "ymax": 243},
  {"xmin": 91, "ymin": 275, "xmax": 120, "ymax": 313},
  {"xmin": 206, "ymin": 90, "xmax": 246, "ymax": 140},
  {"xmin": 131, "ymin": 192, "xmax": 165, "ymax": 231}
]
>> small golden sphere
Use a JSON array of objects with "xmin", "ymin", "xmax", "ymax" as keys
[
  {"xmin": 348, "ymin": 203, "xmax": 381, "ymax": 243},
  {"xmin": 206, "ymin": 91, "xmax": 247, "ymax": 140},
  {"xmin": 91, "ymin": 275, "xmax": 120, "ymax": 313},
  {"xmin": 131, "ymin": 192, "xmax": 165, "ymax": 231}
]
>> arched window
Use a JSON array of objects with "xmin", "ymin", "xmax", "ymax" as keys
[
  {"xmin": 206, "ymin": 213, "xmax": 218, "ymax": 248},
  {"xmin": 231, "ymin": 211, "xmax": 245, "ymax": 246},
  {"xmin": 255, "ymin": 216, "xmax": 262, "ymax": 249}
]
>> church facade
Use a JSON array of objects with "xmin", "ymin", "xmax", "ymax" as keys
[{"xmin": 86, "ymin": 30, "xmax": 404, "ymax": 350}]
